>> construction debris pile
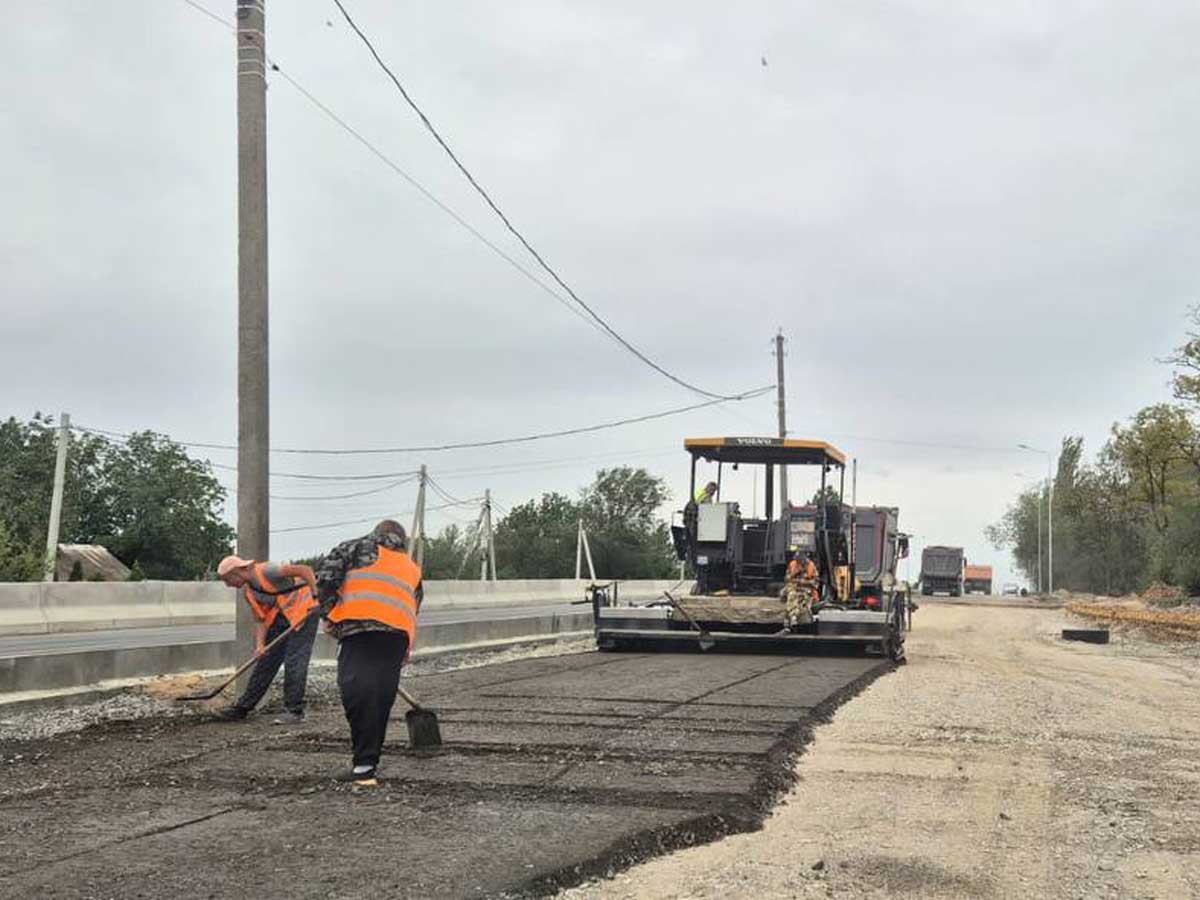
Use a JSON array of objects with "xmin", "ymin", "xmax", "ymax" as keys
[{"xmin": 1069, "ymin": 583, "xmax": 1200, "ymax": 641}]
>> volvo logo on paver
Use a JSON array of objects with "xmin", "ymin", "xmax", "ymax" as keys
[{"xmin": 731, "ymin": 437, "xmax": 780, "ymax": 446}]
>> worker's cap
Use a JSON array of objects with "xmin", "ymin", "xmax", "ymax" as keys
[{"xmin": 216, "ymin": 555, "xmax": 255, "ymax": 578}]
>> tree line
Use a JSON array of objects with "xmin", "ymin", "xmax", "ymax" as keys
[
  {"xmin": 988, "ymin": 310, "xmax": 1200, "ymax": 595},
  {"xmin": 0, "ymin": 416, "xmax": 235, "ymax": 581},
  {"xmin": 0, "ymin": 415, "xmax": 679, "ymax": 582}
]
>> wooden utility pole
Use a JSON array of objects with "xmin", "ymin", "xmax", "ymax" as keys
[
  {"xmin": 42, "ymin": 412, "xmax": 70, "ymax": 582},
  {"xmin": 774, "ymin": 331, "xmax": 788, "ymax": 510},
  {"xmin": 236, "ymin": 0, "xmax": 270, "ymax": 666}
]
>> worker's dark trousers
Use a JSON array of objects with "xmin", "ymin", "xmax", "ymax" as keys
[
  {"xmin": 336, "ymin": 630, "xmax": 409, "ymax": 769},
  {"xmin": 235, "ymin": 614, "xmax": 319, "ymax": 715}
]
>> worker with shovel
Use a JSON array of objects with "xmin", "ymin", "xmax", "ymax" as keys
[
  {"xmin": 213, "ymin": 556, "xmax": 319, "ymax": 724},
  {"xmin": 315, "ymin": 519, "xmax": 423, "ymax": 787}
]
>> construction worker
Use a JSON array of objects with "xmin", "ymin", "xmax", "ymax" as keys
[
  {"xmin": 693, "ymin": 481, "xmax": 719, "ymax": 504},
  {"xmin": 779, "ymin": 551, "xmax": 819, "ymax": 632},
  {"xmin": 315, "ymin": 519, "xmax": 423, "ymax": 787},
  {"xmin": 214, "ymin": 556, "xmax": 320, "ymax": 724}
]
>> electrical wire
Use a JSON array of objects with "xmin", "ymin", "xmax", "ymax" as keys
[
  {"xmin": 175, "ymin": 1, "xmax": 637, "ymax": 346},
  {"xmin": 270, "ymin": 498, "xmax": 477, "ymax": 534},
  {"xmin": 330, "ymin": 0, "xmax": 737, "ymax": 401},
  {"xmin": 70, "ymin": 386, "xmax": 773, "ymax": 456}
]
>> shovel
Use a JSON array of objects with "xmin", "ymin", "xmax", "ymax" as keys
[
  {"xmin": 176, "ymin": 615, "xmax": 308, "ymax": 702},
  {"xmin": 397, "ymin": 685, "xmax": 442, "ymax": 750},
  {"xmin": 663, "ymin": 590, "xmax": 716, "ymax": 651}
]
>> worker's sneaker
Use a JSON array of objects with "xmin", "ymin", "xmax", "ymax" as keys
[
  {"xmin": 334, "ymin": 766, "xmax": 378, "ymax": 786},
  {"xmin": 272, "ymin": 711, "xmax": 305, "ymax": 726},
  {"xmin": 214, "ymin": 705, "xmax": 249, "ymax": 721}
]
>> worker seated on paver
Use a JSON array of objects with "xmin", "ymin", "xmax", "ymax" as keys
[
  {"xmin": 693, "ymin": 481, "xmax": 719, "ymax": 504},
  {"xmin": 778, "ymin": 551, "xmax": 819, "ymax": 633},
  {"xmin": 213, "ymin": 556, "xmax": 320, "ymax": 724}
]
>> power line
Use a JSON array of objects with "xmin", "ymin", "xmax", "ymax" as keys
[
  {"xmin": 270, "ymin": 498, "xmax": 478, "ymax": 535},
  {"xmin": 178, "ymin": 0, "xmax": 603, "ymax": 337},
  {"xmin": 330, "ymin": 0, "xmax": 736, "ymax": 400},
  {"xmin": 70, "ymin": 386, "xmax": 773, "ymax": 456},
  {"xmin": 209, "ymin": 461, "xmax": 420, "ymax": 482}
]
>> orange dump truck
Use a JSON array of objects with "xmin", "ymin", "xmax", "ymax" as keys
[{"xmin": 963, "ymin": 565, "xmax": 993, "ymax": 595}]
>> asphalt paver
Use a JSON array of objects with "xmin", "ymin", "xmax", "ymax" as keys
[{"xmin": 0, "ymin": 647, "xmax": 889, "ymax": 898}]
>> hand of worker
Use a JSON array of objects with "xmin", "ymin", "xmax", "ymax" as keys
[
  {"xmin": 321, "ymin": 618, "xmax": 335, "ymax": 636},
  {"xmin": 255, "ymin": 638, "xmax": 266, "ymax": 656}
]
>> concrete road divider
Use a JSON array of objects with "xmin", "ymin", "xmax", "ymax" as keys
[
  {"xmin": 422, "ymin": 579, "xmax": 589, "ymax": 609},
  {"xmin": 42, "ymin": 582, "xmax": 172, "ymax": 633},
  {"xmin": 0, "ymin": 584, "xmax": 48, "ymax": 636},
  {"xmin": 0, "ymin": 577, "xmax": 695, "ymax": 637},
  {"xmin": 162, "ymin": 582, "xmax": 235, "ymax": 626}
]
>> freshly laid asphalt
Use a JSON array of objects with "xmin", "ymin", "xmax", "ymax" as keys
[{"xmin": 0, "ymin": 646, "xmax": 889, "ymax": 898}]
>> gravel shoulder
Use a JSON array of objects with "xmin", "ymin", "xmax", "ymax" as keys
[{"xmin": 562, "ymin": 604, "xmax": 1200, "ymax": 899}]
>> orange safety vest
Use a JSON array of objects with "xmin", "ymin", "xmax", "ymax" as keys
[
  {"xmin": 242, "ymin": 563, "xmax": 317, "ymax": 629},
  {"xmin": 787, "ymin": 558, "xmax": 817, "ymax": 580},
  {"xmin": 328, "ymin": 546, "xmax": 422, "ymax": 641}
]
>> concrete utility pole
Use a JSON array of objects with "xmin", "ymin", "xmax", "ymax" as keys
[
  {"xmin": 409, "ymin": 465, "xmax": 427, "ymax": 568},
  {"xmin": 480, "ymin": 490, "xmax": 497, "ymax": 581},
  {"xmin": 42, "ymin": 412, "xmax": 70, "ymax": 582},
  {"xmin": 774, "ymin": 331, "xmax": 788, "ymax": 510},
  {"xmin": 575, "ymin": 520, "xmax": 596, "ymax": 581},
  {"xmin": 236, "ymin": 0, "xmax": 269, "ymax": 666}
]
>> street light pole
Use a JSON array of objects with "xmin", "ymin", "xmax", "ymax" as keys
[
  {"xmin": 1015, "ymin": 473, "xmax": 1042, "ymax": 593},
  {"xmin": 1018, "ymin": 443, "xmax": 1055, "ymax": 595}
]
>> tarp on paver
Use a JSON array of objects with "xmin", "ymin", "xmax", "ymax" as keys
[
  {"xmin": 671, "ymin": 594, "xmax": 786, "ymax": 625},
  {"xmin": 54, "ymin": 544, "xmax": 130, "ymax": 582}
]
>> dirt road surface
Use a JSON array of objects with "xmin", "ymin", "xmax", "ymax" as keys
[
  {"xmin": 562, "ymin": 604, "xmax": 1200, "ymax": 899},
  {"xmin": 0, "ymin": 642, "xmax": 885, "ymax": 898}
]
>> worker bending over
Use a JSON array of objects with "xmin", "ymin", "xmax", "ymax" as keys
[
  {"xmin": 215, "ymin": 556, "xmax": 319, "ymax": 724},
  {"xmin": 780, "ymin": 551, "xmax": 819, "ymax": 632},
  {"xmin": 316, "ymin": 519, "xmax": 423, "ymax": 786}
]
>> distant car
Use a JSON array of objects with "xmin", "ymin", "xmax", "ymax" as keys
[{"xmin": 1002, "ymin": 583, "xmax": 1019, "ymax": 596}]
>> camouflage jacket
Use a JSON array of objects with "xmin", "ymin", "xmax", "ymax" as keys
[{"xmin": 315, "ymin": 531, "xmax": 423, "ymax": 640}]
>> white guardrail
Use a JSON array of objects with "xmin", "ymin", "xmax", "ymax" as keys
[{"xmin": 0, "ymin": 578, "xmax": 684, "ymax": 637}]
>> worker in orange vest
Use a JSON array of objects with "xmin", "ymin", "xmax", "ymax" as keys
[
  {"xmin": 315, "ymin": 519, "xmax": 423, "ymax": 786},
  {"xmin": 214, "ymin": 556, "xmax": 320, "ymax": 724},
  {"xmin": 780, "ymin": 551, "xmax": 819, "ymax": 631}
]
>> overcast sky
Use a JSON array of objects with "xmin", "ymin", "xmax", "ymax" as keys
[{"xmin": 2, "ymin": 1, "xmax": 1196, "ymax": 584}]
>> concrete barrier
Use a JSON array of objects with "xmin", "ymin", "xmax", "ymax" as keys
[
  {"xmin": 41, "ymin": 581, "xmax": 171, "ymax": 633},
  {"xmin": 162, "ymin": 582, "xmax": 235, "ymax": 626},
  {"xmin": 422, "ymin": 579, "xmax": 589, "ymax": 609},
  {"xmin": 0, "ymin": 578, "xmax": 692, "ymax": 637},
  {"xmin": 0, "ymin": 584, "xmax": 48, "ymax": 636}
]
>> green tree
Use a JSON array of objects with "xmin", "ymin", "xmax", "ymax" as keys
[
  {"xmin": 580, "ymin": 467, "xmax": 677, "ymax": 579},
  {"xmin": 1108, "ymin": 404, "xmax": 1195, "ymax": 533},
  {"xmin": 0, "ymin": 416, "xmax": 234, "ymax": 581},
  {"xmin": 1167, "ymin": 306, "xmax": 1200, "ymax": 407},
  {"xmin": 493, "ymin": 493, "xmax": 578, "ymax": 579},
  {"xmin": 0, "ymin": 520, "xmax": 41, "ymax": 582},
  {"xmin": 989, "ymin": 435, "xmax": 1151, "ymax": 595},
  {"xmin": 421, "ymin": 524, "xmax": 475, "ymax": 580},
  {"xmin": 0, "ymin": 413, "xmax": 106, "ymax": 553},
  {"xmin": 84, "ymin": 432, "xmax": 235, "ymax": 580}
]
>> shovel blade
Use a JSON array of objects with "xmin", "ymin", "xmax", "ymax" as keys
[{"xmin": 405, "ymin": 708, "xmax": 442, "ymax": 750}]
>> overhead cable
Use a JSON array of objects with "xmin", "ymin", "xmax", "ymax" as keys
[
  {"xmin": 270, "ymin": 498, "xmax": 480, "ymax": 534},
  {"xmin": 330, "ymin": 0, "xmax": 736, "ymax": 400},
  {"xmin": 70, "ymin": 386, "xmax": 773, "ymax": 457}
]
